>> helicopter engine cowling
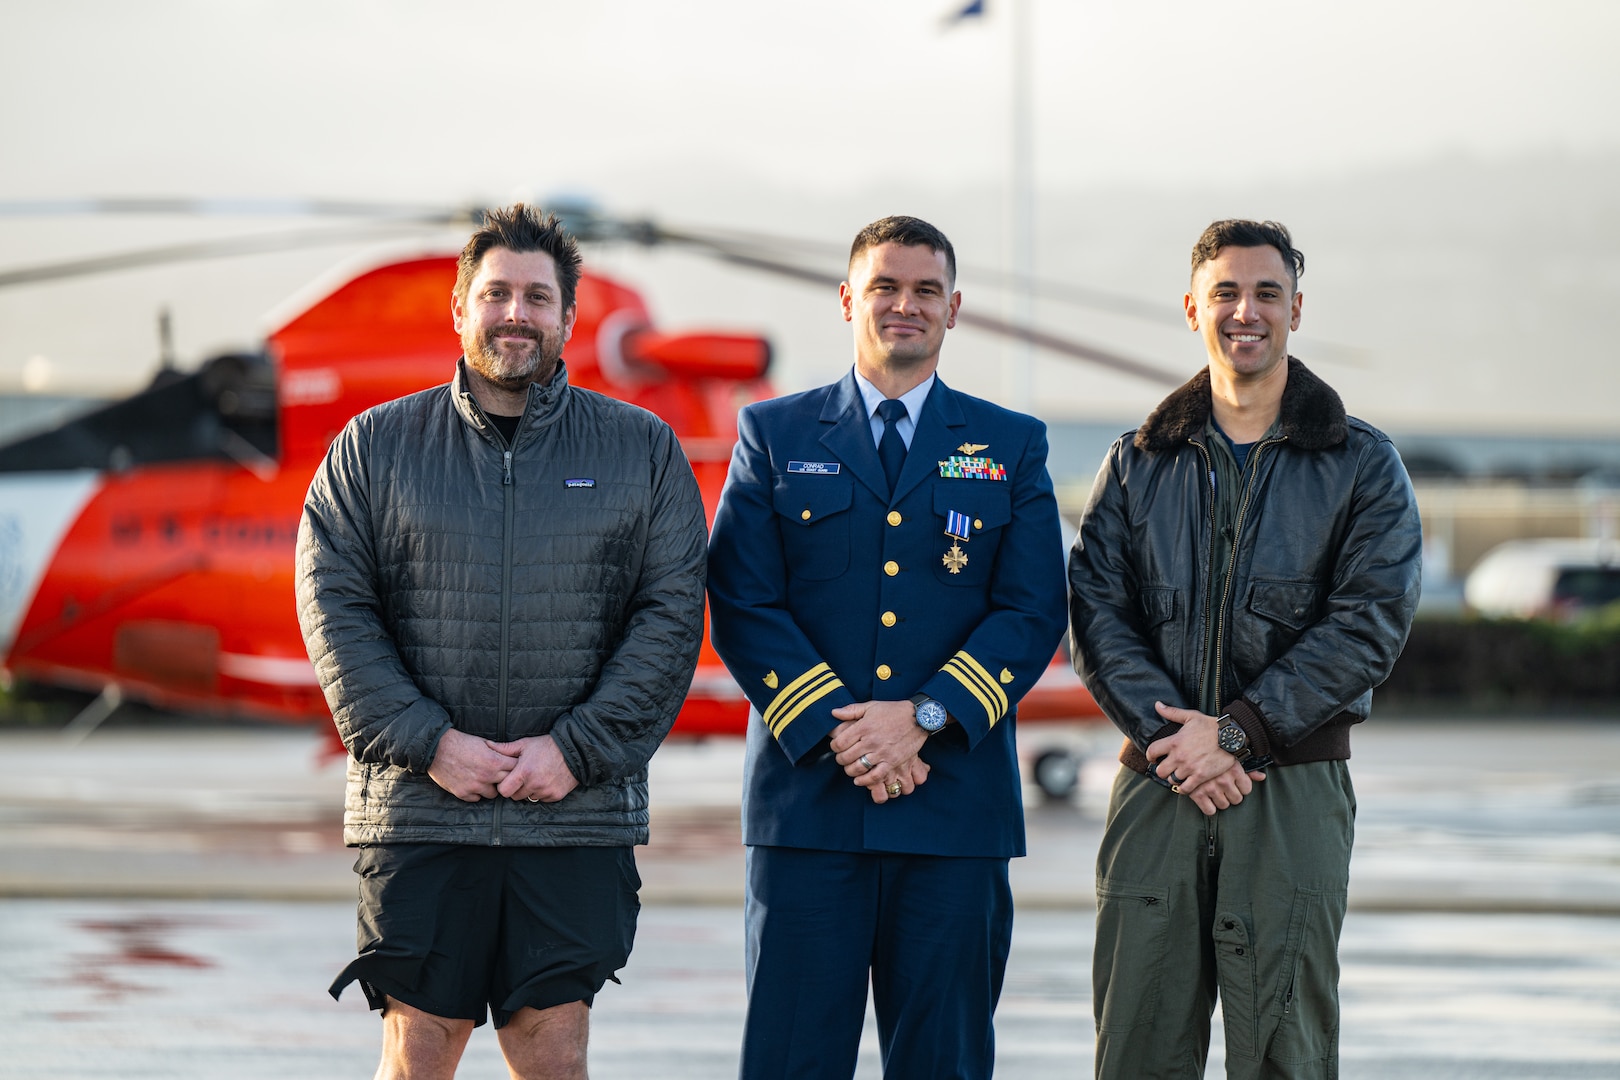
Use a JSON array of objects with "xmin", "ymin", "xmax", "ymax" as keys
[{"xmin": 620, "ymin": 331, "xmax": 770, "ymax": 381}]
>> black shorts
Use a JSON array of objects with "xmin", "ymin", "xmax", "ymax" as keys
[{"xmin": 329, "ymin": 844, "xmax": 640, "ymax": 1028}]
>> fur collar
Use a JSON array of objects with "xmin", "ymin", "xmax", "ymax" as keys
[{"xmin": 1134, "ymin": 357, "xmax": 1347, "ymax": 452}]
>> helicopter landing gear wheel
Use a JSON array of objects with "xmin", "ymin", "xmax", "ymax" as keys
[{"xmin": 1031, "ymin": 748, "xmax": 1080, "ymax": 801}]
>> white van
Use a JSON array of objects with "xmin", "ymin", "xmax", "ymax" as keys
[{"xmin": 1463, "ymin": 538, "xmax": 1620, "ymax": 619}]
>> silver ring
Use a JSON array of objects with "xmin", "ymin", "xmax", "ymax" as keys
[
  {"xmin": 859, "ymin": 754, "xmax": 874, "ymax": 771},
  {"xmin": 527, "ymin": 795, "xmax": 539, "ymax": 803},
  {"xmin": 886, "ymin": 782, "xmax": 902, "ymax": 797}
]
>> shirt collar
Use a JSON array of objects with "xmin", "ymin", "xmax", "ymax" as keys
[{"xmin": 853, "ymin": 369, "xmax": 935, "ymax": 425}]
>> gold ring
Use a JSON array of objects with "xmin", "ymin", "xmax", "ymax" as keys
[
  {"xmin": 886, "ymin": 782, "xmax": 902, "ymax": 797},
  {"xmin": 1170, "ymin": 784, "xmax": 1182, "ymax": 795}
]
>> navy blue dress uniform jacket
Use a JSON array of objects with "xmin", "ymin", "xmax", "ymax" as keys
[{"xmin": 707, "ymin": 371, "xmax": 1068, "ymax": 859}]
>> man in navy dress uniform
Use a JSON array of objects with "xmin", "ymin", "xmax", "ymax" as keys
[{"xmin": 707, "ymin": 216, "xmax": 1069, "ymax": 1079}]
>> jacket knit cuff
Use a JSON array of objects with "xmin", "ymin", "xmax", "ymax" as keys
[
  {"xmin": 1115, "ymin": 721, "xmax": 1182, "ymax": 774},
  {"xmin": 1119, "ymin": 707, "xmax": 1359, "ymax": 773},
  {"xmin": 1225, "ymin": 698, "xmax": 1273, "ymax": 761}
]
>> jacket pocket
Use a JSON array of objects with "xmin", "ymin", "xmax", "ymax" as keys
[
  {"xmin": 1247, "ymin": 580, "xmax": 1322, "ymax": 631},
  {"xmin": 1093, "ymin": 878, "xmax": 1170, "ymax": 1032},
  {"xmin": 772, "ymin": 473, "xmax": 853, "ymax": 581},
  {"xmin": 1137, "ymin": 586, "xmax": 1179, "ymax": 629},
  {"xmin": 929, "ymin": 484, "xmax": 1011, "ymax": 587}
]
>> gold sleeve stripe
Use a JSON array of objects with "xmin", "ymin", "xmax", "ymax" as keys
[
  {"xmin": 764, "ymin": 663, "xmax": 845, "ymax": 739},
  {"xmin": 943, "ymin": 651, "xmax": 1009, "ymax": 727},
  {"xmin": 768, "ymin": 671, "xmax": 843, "ymax": 739},
  {"xmin": 944, "ymin": 664, "xmax": 997, "ymax": 726}
]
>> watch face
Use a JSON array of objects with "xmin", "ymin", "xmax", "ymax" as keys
[
  {"xmin": 1217, "ymin": 719, "xmax": 1248, "ymax": 755},
  {"xmin": 915, "ymin": 700, "xmax": 948, "ymax": 732}
]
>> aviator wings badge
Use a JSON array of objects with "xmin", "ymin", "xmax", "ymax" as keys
[{"xmin": 957, "ymin": 442, "xmax": 989, "ymax": 455}]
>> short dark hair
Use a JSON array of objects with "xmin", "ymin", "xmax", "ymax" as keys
[
  {"xmin": 1190, "ymin": 219, "xmax": 1304, "ymax": 291},
  {"xmin": 849, "ymin": 215, "xmax": 957, "ymax": 286},
  {"xmin": 455, "ymin": 204, "xmax": 583, "ymax": 310}
]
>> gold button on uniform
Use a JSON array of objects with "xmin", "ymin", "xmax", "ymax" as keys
[
  {"xmin": 887, "ymin": 511, "xmax": 902, "ymax": 526},
  {"xmin": 973, "ymin": 518, "xmax": 983, "ymax": 530},
  {"xmin": 884, "ymin": 561, "xmax": 899, "ymax": 576},
  {"xmin": 876, "ymin": 665, "xmax": 892, "ymax": 680},
  {"xmin": 801, "ymin": 509, "xmax": 812, "ymax": 520},
  {"xmin": 881, "ymin": 611, "xmax": 897, "ymax": 627}
]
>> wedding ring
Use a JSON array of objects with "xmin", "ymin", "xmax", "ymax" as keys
[{"xmin": 859, "ymin": 754, "xmax": 874, "ymax": 771}]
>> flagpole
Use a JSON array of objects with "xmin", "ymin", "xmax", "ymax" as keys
[
  {"xmin": 946, "ymin": 0, "xmax": 1033, "ymax": 412},
  {"xmin": 1006, "ymin": 0, "xmax": 1035, "ymax": 413}
]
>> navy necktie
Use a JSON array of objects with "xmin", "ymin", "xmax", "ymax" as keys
[{"xmin": 877, "ymin": 398, "xmax": 908, "ymax": 496}]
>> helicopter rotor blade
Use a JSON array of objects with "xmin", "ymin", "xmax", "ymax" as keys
[
  {"xmin": 0, "ymin": 197, "xmax": 1187, "ymax": 384},
  {"xmin": 648, "ymin": 231, "xmax": 1184, "ymax": 386},
  {"xmin": 0, "ymin": 222, "xmax": 450, "ymax": 289},
  {"xmin": 0, "ymin": 197, "xmax": 480, "ymax": 224},
  {"xmin": 0, "ymin": 198, "xmax": 1368, "ymax": 362},
  {"xmin": 0, "ymin": 195, "xmax": 1183, "ymax": 324},
  {"xmin": 624, "ymin": 220, "xmax": 1369, "ymax": 366}
]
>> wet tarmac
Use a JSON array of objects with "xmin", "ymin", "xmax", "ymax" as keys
[{"xmin": 2, "ymin": 715, "xmax": 1619, "ymax": 1076}]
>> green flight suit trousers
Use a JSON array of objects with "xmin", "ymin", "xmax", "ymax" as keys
[{"xmin": 1092, "ymin": 761, "xmax": 1355, "ymax": 1080}]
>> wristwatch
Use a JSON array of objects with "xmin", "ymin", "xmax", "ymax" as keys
[
  {"xmin": 1215, "ymin": 714, "xmax": 1250, "ymax": 756},
  {"xmin": 911, "ymin": 694, "xmax": 948, "ymax": 734}
]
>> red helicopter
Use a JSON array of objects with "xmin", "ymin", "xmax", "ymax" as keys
[{"xmin": 0, "ymin": 201, "xmax": 1182, "ymax": 794}]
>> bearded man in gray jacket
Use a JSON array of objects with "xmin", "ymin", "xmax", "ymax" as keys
[{"xmin": 296, "ymin": 205, "xmax": 707, "ymax": 1080}]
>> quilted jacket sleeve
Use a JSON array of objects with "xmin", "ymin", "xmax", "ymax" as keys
[
  {"xmin": 547, "ymin": 421, "xmax": 708, "ymax": 787},
  {"xmin": 296, "ymin": 415, "xmax": 452, "ymax": 773}
]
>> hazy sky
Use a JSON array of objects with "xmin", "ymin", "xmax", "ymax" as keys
[{"xmin": 1, "ymin": 0, "xmax": 1617, "ymax": 429}]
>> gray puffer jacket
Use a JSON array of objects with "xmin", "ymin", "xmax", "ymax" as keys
[{"xmin": 296, "ymin": 360, "xmax": 708, "ymax": 847}]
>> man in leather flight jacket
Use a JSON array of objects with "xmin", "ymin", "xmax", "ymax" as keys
[{"xmin": 1068, "ymin": 219, "xmax": 1421, "ymax": 1079}]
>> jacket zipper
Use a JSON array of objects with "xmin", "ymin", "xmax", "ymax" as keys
[
  {"xmin": 1210, "ymin": 435, "xmax": 1287, "ymax": 708},
  {"xmin": 461, "ymin": 395, "xmax": 518, "ymax": 844},
  {"xmin": 1191, "ymin": 438, "xmax": 1217, "ymax": 698},
  {"xmin": 465, "ymin": 390, "xmax": 530, "ymax": 845},
  {"xmin": 495, "ymin": 441, "xmax": 518, "ymax": 843}
]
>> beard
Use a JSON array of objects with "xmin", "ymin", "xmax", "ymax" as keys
[{"xmin": 463, "ymin": 324, "xmax": 563, "ymax": 391}]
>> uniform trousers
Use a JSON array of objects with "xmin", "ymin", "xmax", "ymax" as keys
[
  {"xmin": 1093, "ymin": 761, "xmax": 1355, "ymax": 1080},
  {"xmin": 740, "ymin": 845, "xmax": 1013, "ymax": 1080}
]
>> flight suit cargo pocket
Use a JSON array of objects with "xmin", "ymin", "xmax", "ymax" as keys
[
  {"xmin": 772, "ymin": 474, "xmax": 853, "ymax": 581},
  {"xmin": 1093, "ymin": 878, "xmax": 1169, "ymax": 1032},
  {"xmin": 930, "ymin": 485, "xmax": 1010, "ymax": 586},
  {"xmin": 1213, "ymin": 910, "xmax": 1258, "ymax": 1060},
  {"xmin": 1266, "ymin": 885, "xmax": 1345, "ymax": 1066}
]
